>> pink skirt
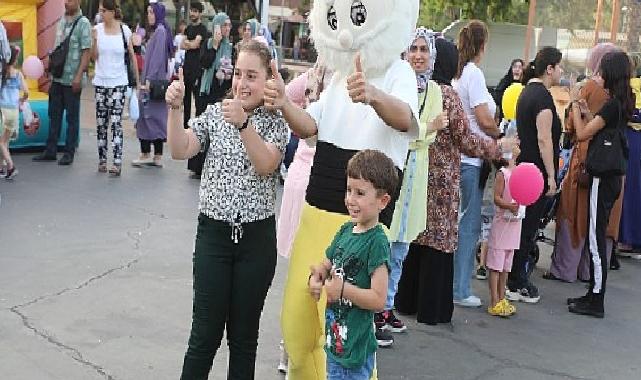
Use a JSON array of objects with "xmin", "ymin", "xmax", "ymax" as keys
[{"xmin": 277, "ymin": 141, "xmax": 315, "ymax": 258}]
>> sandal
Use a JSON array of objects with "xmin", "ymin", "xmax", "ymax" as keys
[
  {"xmin": 109, "ymin": 165, "xmax": 121, "ymax": 177},
  {"xmin": 98, "ymin": 162, "xmax": 108, "ymax": 173}
]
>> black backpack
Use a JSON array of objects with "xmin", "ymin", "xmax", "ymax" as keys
[{"xmin": 49, "ymin": 16, "xmax": 82, "ymax": 79}]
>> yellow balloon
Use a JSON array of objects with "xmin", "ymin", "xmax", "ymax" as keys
[{"xmin": 502, "ymin": 83, "xmax": 524, "ymax": 120}]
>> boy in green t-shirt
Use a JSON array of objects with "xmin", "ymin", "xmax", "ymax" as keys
[{"xmin": 308, "ymin": 149, "xmax": 399, "ymax": 379}]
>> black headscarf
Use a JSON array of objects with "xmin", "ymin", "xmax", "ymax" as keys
[{"xmin": 432, "ymin": 38, "xmax": 458, "ymax": 86}]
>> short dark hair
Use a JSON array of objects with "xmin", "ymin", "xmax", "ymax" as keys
[
  {"xmin": 346, "ymin": 150, "xmax": 398, "ymax": 197},
  {"xmin": 190, "ymin": 2, "xmax": 203, "ymax": 13}
]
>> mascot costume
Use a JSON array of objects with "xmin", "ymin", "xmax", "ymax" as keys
[{"xmin": 279, "ymin": 1, "xmax": 420, "ymax": 379}]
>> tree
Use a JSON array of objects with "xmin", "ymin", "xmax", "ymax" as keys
[
  {"xmin": 625, "ymin": 0, "xmax": 641, "ymax": 52},
  {"xmin": 418, "ymin": 0, "xmax": 529, "ymax": 30}
]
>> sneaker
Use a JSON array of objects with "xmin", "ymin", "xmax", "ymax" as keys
[
  {"xmin": 499, "ymin": 299, "xmax": 516, "ymax": 315},
  {"xmin": 487, "ymin": 302, "xmax": 510, "ymax": 318},
  {"xmin": 384, "ymin": 310, "xmax": 407, "ymax": 333},
  {"xmin": 453, "ymin": 295, "xmax": 482, "ymax": 307},
  {"xmin": 278, "ymin": 341, "xmax": 288, "ymax": 374},
  {"xmin": 567, "ymin": 293, "xmax": 591, "ymax": 306},
  {"xmin": 476, "ymin": 266, "xmax": 488, "ymax": 280},
  {"xmin": 568, "ymin": 300, "xmax": 604, "ymax": 318},
  {"xmin": 506, "ymin": 283, "xmax": 540, "ymax": 304},
  {"xmin": 375, "ymin": 327, "xmax": 393, "ymax": 348},
  {"xmin": 0, "ymin": 167, "xmax": 5, "ymax": 177},
  {"xmin": 132, "ymin": 156, "xmax": 154, "ymax": 167},
  {"xmin": 374, "ymin": 312, "xmax": 386, "ymax": 330},
  {"xmin": 4, "ymin": 166, "xmax": 18, "ymax": 180}
]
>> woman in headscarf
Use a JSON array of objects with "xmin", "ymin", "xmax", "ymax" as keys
[
  {"xmin": 545, "ymin": 42, "xmax": 625, "ymax": 282},
  {"xmin": 132, "ymin": 2, "xmax": 173, "ymax": 168},
  {"xmin": 395, "ymin": 37, "xmax": 509, "ymax": 325},
  {"xmin": 187, "ymin": 12, "xmax": 235, "ymax": 178},
  {"xmin": 379, "ymin": 28, "xmax": 445, "ymax": 335},
  {"xmin": 236, "ymin": 18, "xmax": 260, "ymax": 56},
  {"xmin": 494, "ymin": 59, "xmax": 524, "ymax": 120}
]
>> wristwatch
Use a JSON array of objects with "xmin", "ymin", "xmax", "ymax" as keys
[{"xmin": 238, "ymin": 117, "xmax": 250, "ymax": 132}]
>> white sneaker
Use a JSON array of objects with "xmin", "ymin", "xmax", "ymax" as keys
[
  {"xmin": 453, "ymin": 295, "xmax": 482, "ymax": 307},
  {"xmin": 132, "ymin": 157, "xmax": 154, "ymax": 167},
  {"xmin": 278, "ymin": 341, "xmax": 288, "ymax": 374}
]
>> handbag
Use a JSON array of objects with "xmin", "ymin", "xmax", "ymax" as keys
[
  {"xmin": 586, "ymin": 100, "xmax": 629, "ymax": 177},
  {"xmin": 120, "ymin": 25, "xmax": 136, "ymax": 87},
  {"xmin": 148, "ymin": 79, "xmax": 169, "ymax": 101},
  {"xmin": 49, "ymin": 16, "xmax": 82, "ymax": 79}
]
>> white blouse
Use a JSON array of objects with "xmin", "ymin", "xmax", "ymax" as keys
[{"xmin": 92, "ymin": 23, "xmax": 132, "ymax": 88}]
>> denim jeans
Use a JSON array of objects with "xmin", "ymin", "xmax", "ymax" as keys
[
  {"xmin": 326, "ymin": 353, "xmax": 375, "ymax": 380},
  {"xmin": 46, "ymin": 81, "xmax": 81, "ymax": 155},
  {"xmin": 453, "ymin": 164, "xmax": 482, "ymax": 300},
  {"xmin": 386, "ymin": 242, "xmax": 410, "ymax": 310}
]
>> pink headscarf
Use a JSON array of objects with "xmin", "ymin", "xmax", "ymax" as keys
[
  {"xmin": 285, "ymin": 70, "xmax": 310, "ymax": 108},
  {"xmin": 587, "ymin": 43, "xmax": 620, "ymax": 75}
]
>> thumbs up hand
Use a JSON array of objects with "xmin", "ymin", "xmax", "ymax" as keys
[
  {"xmin": 264, "ymin": 59, "xmax": 286, "ymax": 111},
  {"xmin": 346, "ymin": 53, "xmax": 372, "ymax": 105},
  {"xmin": 222, "ymin": 83, "xmax": 248, "ymax": 128},
  {"xmin": 166, "ymin": 67, "xmax": 185, "ymax": 108}
]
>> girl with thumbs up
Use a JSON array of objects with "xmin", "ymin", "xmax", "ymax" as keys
[{"xmin": 166, "ymin": 39, "xmax": 289, "ymax": 380}]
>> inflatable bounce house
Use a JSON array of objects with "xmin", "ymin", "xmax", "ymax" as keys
[{"xmin": 1, "ymin": 0, "xmax": 72, "ymax": 149}]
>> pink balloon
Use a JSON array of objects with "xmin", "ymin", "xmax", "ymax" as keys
[
  {"xmin": 509, "ymin": 163, "xmax": 544, "ymax": 206},
  {"xmin": 22, "ymin": 56, "xmax": 45, "ymax": 80}
]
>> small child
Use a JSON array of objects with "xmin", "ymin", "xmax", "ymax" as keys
[
  {"xmin": 308, "ymin": 149, "xmax": 398, "ymax": 380},
  {"xmin": 486, "ymin": 144, "xmax": 523, "ymax": 317},
  {"xmin": 0, "ymin": 46, "xmax": 28, "ymax": 180}
]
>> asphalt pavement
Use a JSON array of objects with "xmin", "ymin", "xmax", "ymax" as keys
[{"xmin": 1, "ymin": 92, "xmax": 641, "ymax": 380}]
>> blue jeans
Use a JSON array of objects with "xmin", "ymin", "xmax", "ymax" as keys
[
  {"xmin": 327, "ymin": 353, "xmax": 375, "ymax": 380},
  {"xmin": 46, "ymin": 81, "xmax": 81, "ymax": 155},
  {"xmin": 453, "ymin": 164, "xmax": 482, "ymax": 300},
  {"xmin": 386, "ymin": 242, "xmax": 410, "ymax": 310}
]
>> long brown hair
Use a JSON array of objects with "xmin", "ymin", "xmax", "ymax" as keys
[
  {"xmin": 100, "ymin": 0, "xmax": 122, "ymax": 20},
  {"xmin": 455, "ymin": 20, "xmax": 488, "ymax": 79}
]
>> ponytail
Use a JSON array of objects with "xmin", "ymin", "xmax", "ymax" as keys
[
  {"xmin": 521, "ymin": 46, "xmax": 562, "ymax": 84},
  {"xmin": 455, "ymin": 20, "xmax": 488, "ymax": 79}
]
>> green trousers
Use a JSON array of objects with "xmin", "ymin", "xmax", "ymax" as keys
[{"xmin": 180, "ymin": 214, "xmax": 277, "ymax": 380}]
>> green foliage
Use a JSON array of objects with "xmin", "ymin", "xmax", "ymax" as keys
[{"xmin": 418, "ymin": 0, "xmax": 529, "ymax": 30}]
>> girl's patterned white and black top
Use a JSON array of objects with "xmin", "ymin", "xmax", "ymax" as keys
[{"xmin": 189, "ymin": 103, "xmax": 289, "ymax": 224}]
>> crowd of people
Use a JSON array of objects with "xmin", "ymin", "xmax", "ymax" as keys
[{"xmin": 1, "ymin": 0, "xmax": 641, "ymax": 379}]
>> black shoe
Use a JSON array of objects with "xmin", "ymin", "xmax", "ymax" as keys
[
  {"xmin": 567, "ymin": 293, "xmax": 591, "ymax": 306},
  {"xmin": 375, "ymin": 327, "xmax": 393, "ymax": 348},
  {"xmin": 610, "ymin": 254, "xmax": 621, "ymax": 270},
  {"xmin": 33, "ymin": 152, "xmax": 57, "ymax": 161},
  {"xmin": 58, "ymin": 153, "xmax": 74, "ymax": 166},
  {"xmin": 568, "ymin": 299, "xmax": 604, "ymax": 318}
]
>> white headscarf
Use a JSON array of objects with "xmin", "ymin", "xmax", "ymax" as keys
[{"xmin": 409, "ymin": 27, "xmax": 437, "ymax": 93}]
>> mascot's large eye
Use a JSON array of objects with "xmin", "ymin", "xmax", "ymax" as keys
[
  {"xmin": 350, "ymin": 0, "xmax": 367, "ymax": 26},
  {"xmin": 327, "ymin": 6, "xmax": 338, "ymax": 30}
]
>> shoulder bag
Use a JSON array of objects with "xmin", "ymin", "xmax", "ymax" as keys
[
  {"xmin": 120, "ymin": 24, "xmax": 136, "ymax": 87},
  {"xmin": 49, "ymin": 16, "xmax": 82, "ymax": 79},
  {"xmin": 586, "ymin": 100, "xmax": 629, "ymax": 177}
]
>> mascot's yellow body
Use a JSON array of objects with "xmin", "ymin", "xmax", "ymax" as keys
[{"xmin": 280, "ymin": 1, "xmax": 420, "ymax": 379}]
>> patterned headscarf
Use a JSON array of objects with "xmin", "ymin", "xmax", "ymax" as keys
[{"xmin": 408, "ymin": 28, "xmax": 437, "ymax": 93}]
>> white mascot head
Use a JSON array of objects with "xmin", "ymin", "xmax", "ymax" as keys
[{"xmin": 309, "ymin": 0, "xmax": 419, "ymax": 78}]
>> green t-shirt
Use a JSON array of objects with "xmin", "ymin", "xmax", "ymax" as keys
[
  {"xmin": 324, "ymin": 222, "xmax": 390, "ymax": 369},
  {"xmin": 53, "ymin": 12, "xmax": 92, "ymax": 85}
]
